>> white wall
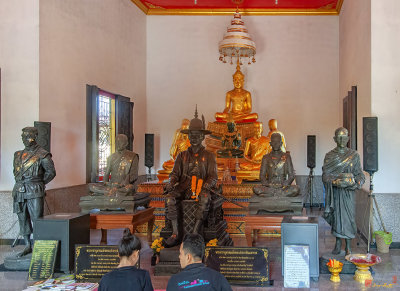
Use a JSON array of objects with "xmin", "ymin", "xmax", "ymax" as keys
[
  {"xmin": 39, "ymin": 0, "xmax": 147, "ymax": 188},
  {"xmin": 371, "ymin": 0, "xmax": 400, "ymax": 193},
  {"xmin": 0, "ymin": 0, "xmax": 39, "ymax": 190},
  {"xmin": 339, "ymin": 0, "xmax": 371, "ymax": 158},
  {"xmin": 147, "ymin": 15, "xmax": 339, "ymax": 175}
]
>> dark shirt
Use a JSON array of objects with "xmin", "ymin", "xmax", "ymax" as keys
[
  {"xmin": 167, "ymin": 263, "xmax": 232, "ymax": 291},
  {"xmin": 98, "ymin": 266, "xmax": 153, "ymax": 291}
]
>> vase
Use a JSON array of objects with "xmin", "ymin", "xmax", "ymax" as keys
[{"xmin": 151, "ymin": 254, "xmax": 159, "ymax": 266}]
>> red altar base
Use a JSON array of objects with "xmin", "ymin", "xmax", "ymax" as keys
[{"xmin": 135, "ymin": 182, "xmax": 281, "ymax": 238}]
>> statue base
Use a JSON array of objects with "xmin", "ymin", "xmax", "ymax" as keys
[
  {"xmin": 4, "ymin": 253, "xmax": 32, "ymax": 271},
  {"xmin": 249, "ymin": 194, "xmax": 304, "ymax": 215},
  {"xmin": 79, "ymin": 192, "xmax": 151, "ymax": 213},
  {"xmin": 156, "ymin": 169, "xmax": 170, "ymax": 183},
  {"xmin": 154, "ymin": 246, "xmax": 181, "ymax": 276}
]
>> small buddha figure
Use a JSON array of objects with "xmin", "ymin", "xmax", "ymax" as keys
[
  {"xmin": 253, "ymin": 133, "xmax": 299, "ymax": 197},
  {"xmin": 217, "ymin": 119, "xmax": 243, "ymax": 158},
  {"xmin": 215, "ymin": 63, "xmax": 258, "ymax": 123},
  {"xmin": 162, "ymin": 119, "xmax": 191, "ymax": 171},
  {"xmin": 89, "ymin": 134, "xmax": 139, "ymax": 196}
]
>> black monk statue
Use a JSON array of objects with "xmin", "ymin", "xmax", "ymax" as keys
[
  {"xmin": 13, "ymin": 127, "xmax": 56, "ymax": 257},
  {"xmin": 323, "ymin": 127, "xmax": 365, "ymax": 255},
  {"xmin": 163, "ymin": 107, "xmax": 218, "ymax": 247}
]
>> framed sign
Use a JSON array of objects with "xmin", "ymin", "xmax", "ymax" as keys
[
  {"xmin": 28, "ymin": 240, "xmax": 59, "ymax": 280},
  {"xmin": 283, "ymin": 245, "xmax": 310, "ymax": 288}
]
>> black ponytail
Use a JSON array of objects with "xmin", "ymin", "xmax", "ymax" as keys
[{"xmin": 118, "ymin": 228, "xmax": 141, "ymax": 257}]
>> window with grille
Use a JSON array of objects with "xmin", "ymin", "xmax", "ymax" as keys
[{"xmin": 86, "ymin": 85, "xmax": 134, "ymax": 183}]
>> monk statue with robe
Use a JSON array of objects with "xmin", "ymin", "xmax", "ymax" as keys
[
  {"xmin": 215, "ymin": 63, "xmax": 258, "ymax": 123},
  {"xmin": 162, "ymin": 119, "xmax": 190, "ymax": 171},
  {"xmin": 323, "ymin": 127, "xmax": 365, "ymax": 255},
  {"xmin": 89, "ymin": 134, "xmax": 139, "ymax": 196},
  {"xmin": 240, "ymin": 120, "xmax": 286, "ymax": 171}
]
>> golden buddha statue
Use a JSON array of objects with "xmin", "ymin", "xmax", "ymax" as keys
[
  {"xmin": 215, "ymin": 63, "xmax": 258, "ymax": 123},
  {"xmin": 162, "ymin": 119, "xmax": 191, "ymax": 171},
  {"xmin": 239, "ymin": 119, "xmax": 286, "ymax": 171}
]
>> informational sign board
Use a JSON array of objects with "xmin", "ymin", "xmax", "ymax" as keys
[
  {"xmin": 205, "ymin": 246, "xmax": 271, "ymax": 286},
  {"xmin": 283, "ymin": 245, "xmax": 310, "ymax": 288},
  {"xmin": 74, "ymin": 245, "xmax": 140, "ymax": 282},
  {"xmin": 28, "ymin": 240, "xmax": 59, "ymax": 280}
]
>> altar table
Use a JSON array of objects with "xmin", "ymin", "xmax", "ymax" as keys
[
  {"xmin": 244, "ymin": 215, "xmax": 284, "ymax": 246},
  {"xmin": 90, "ymin": 207, "xmax": 155, "ymax": 244}
]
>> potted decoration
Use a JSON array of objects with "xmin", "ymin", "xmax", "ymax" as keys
[
  {"xmin": 373, "ymin": 231, "xmax": 392, "ymax": 253},
  {"xmin": 150, "ymin": 237, "xmax": 164, "ymax": 265}
]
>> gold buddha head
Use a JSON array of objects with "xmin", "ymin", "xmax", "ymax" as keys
[
  {"xmin": 254, "ymin": 122, "xmax": 263, "ymax": 138},
  {"xmin": 334, "ymin": 127, "xmax": 349, "ymax": 148},
  {"xmin": 268, "ymin": 119, "xmax": 278, "ymax": 131},
  {"xmin": 233, "ymin": 64, "xmax": 244, "ymax": 89}
]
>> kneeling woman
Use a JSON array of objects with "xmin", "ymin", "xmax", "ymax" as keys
[{"xmin": 99, "ymin": 228, "xmax": 154, "ymax": 291}]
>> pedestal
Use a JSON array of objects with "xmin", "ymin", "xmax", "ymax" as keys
[
  {"xmin": 281, "ymin": 216, "xmax": 319, "ymax": 280},
  {"xmin": 34, "ymin": 213, "xmax": 90, "ymax": 272}
]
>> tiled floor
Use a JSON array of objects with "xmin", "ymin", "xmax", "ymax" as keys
[{"xmin": 1, "ymin": 210, "xmax": 399, "ymax": 291}]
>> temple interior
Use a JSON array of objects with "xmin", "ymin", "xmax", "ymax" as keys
[{"xmin": 1, "ymin": 0, "xmax": 400, "ymax": 290}]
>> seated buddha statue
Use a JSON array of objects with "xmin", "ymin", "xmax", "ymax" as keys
[
  {"xmin": 240, "ymin": 119, "xmax": 286, "ymax": 171},
  {"xmin": 215, "ymin": 63, "xmax": 258, "ymax": 123},
  {"xmin": 162, "ymin": 119, "xmax": 191, "ymax": 171}
]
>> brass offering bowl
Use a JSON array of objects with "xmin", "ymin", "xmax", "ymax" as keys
[
  {"xmin": 326, "ymin": 261, "xmax": 343, "ymax": 282},
  {"xmin": 345, "ymin": 253, "xmax": 382, "ymax": 284}
]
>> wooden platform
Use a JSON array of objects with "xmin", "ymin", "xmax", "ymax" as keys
[
  {"xmin": 90, "ymin": 207, "xmax": 155, "ymax": 244},
  {"xmin": 244, "ymin": 215, "xmax": 284, "ymax": 246}
]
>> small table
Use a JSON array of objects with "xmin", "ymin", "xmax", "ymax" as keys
[
  {"xmin": 90, "ymin": 207, "xmax": 155, "ymax": 244},
  {"xmin": 244, "ymin": 215, "xmax": 284, "ymax": 246}
]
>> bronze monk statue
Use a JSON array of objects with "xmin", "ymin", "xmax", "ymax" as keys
[
  {"xmin": 249, "ymin": 133, "xmax": 302, "ymax": 214},
  {"xmin": 89, "ymin": 134, "xmax": 139, "ymax": 196},
  {"xmin": 162, "ymin": 119, "xmax": 190, "ymax": 171},
  {"xmin": 215, "ymin": 63, "xmax": 258, "ymax": 123},
  {"xmin": 13, "ymin": 127, "xmax": 56, "ymax": 257},
  {"xmin": 323, "ymin": 127, "xmax": 365, "ymax": 255},
  {"xmin": 164, "ymin": 108, "xmax": 218, "ymax": 246}
]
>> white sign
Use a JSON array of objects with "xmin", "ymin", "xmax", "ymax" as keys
[{"xmin": 283, "ymin": 245, "xmax": 310, "ymax": 288}]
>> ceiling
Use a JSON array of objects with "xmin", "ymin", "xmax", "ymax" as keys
[{"xmin": 131, "ymin": 0, "xmax": 343, "ymax": 15}]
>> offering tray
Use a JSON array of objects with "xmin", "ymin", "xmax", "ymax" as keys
[{"xmin": 345, "ymin": 253, "xmax": 381, "ymax": 284}]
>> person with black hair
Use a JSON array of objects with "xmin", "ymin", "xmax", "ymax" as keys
[
  {"xmin": 98, "ymin": 228, "xmax": 153, "ymax": 291},
  {"xmin": 166, "ymin": 234, "xmax": 232, "ymax": 291}
]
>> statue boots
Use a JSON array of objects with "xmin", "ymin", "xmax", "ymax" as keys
[
  {"xmin": 165, "ymin": 219, "xmax": 180, "ymax": 247},
  {"xmin": 17, "ymin": 235, "xmax": 32, "ymax": 258},
  {"xmin": 192, "ymin": 219, "xmax": 203, "ymax": 235}
]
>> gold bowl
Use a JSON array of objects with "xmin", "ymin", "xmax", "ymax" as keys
[
  {"xmin": 345, "ymin": 253, "xmax": 382, "ymax": 284},
  {"xmin": 327, "ymin": 262, "xmax": 343, "ymax": 282}
]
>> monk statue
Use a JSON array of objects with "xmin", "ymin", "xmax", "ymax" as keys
[
  {"xmin": 249, "ymin": 133, "xmax": 302, "ymax": 214},
  {"xmin": 162, "ymin": 119, "xmax": 190, "ymax": 171},
  {"xmin": 215, "ymin": 63, "xmax": 258, "ymax": 123},
  {"xmin": 240, "ymin": 120, "xmax": 286, "ymax": 171},
  {"xmin": 89, "ymin": 134, "xmax": 139, "ymax": 196},
  {"xmin": 323, "ymin": 127, "xmax": 365, "ymax": 255},
  {"xmin": 217, "ymin": 118, "xmax": 243, "ymax": 158}
]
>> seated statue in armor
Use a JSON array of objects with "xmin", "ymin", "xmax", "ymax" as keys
[
  {"xmin": 162, "ymin": 119, "xmax": 191, "ymax": 171},
  {"xmin": 89, "ymin": 134, "xmax": 139, "ymax": 196},
  {"xmin": 249, "ymin": 133, "xmax": 303, "ymax": 214},
  {"xmin": 217, "ymin": 118, "xmax": 243, "ymax": 158},
  {"xmin": 215, "ymin": 63, "xmax": 258, "ymax": 123},
  {"xmin": 164, "ymin": 108, "xmax": 218, "ymax": 247}
]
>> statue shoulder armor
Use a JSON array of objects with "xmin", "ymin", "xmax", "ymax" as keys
[{"xmin": 36, "ymin": 146, "xmax": 51, "ymax": 159}]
